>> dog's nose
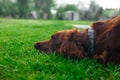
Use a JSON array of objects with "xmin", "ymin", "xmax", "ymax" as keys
[{"xmin": 34, "ymin": 43, "xmax": 40, "ymax": 50}]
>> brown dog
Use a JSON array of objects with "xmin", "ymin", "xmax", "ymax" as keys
[{"xmin": 34, "ymin": 16, "xmax": 120, "ymax": 63}]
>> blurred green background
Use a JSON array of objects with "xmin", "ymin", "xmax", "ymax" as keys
[{"xmin": 0, "ymin": 0, "xmax": 120, "ymax": 20}]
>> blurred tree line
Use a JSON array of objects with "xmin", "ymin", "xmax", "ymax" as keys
[
  {"xmin": 0, "ymin": 0, "xmax": 120, "ymax": 20},
  {"xmin": 56, "ymin": 1, "xmax": 120, "ymax": 20},
  {"xmin": 0, "ymin": 0, "xmax": 55, "ymax": 19},
  {"xmin": 80, "ymin": 1, "xmax": 103, "ymax": 20},
  {"xmin": 56, "ymin": 4, "xmax": 79, "ymax": 20}
]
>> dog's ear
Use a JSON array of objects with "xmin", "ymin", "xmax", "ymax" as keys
[{"xmin": 58, "ymin": 41, "xmax": 86, "ymax": 59}]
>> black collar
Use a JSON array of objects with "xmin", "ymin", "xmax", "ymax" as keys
[{"xmin": 87, "ymin": 28, "xmax": 94, "ymax": 56}]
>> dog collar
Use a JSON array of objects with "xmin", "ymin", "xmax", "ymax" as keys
[{"xmin": 87, "ymin": 28, "xmax": 94, "ymax": 56}]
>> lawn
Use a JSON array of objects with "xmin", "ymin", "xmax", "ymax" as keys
[{"xmin": 0, "ymin": 18, "xmax": 120, "ymax": 80}]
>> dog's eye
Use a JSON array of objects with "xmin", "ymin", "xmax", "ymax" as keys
[
  {"xmin": 51, "ymin": 35, "xmax": 55, "ymax": 39},
  {"xmin": 51, "ymin": 35, "xmax": 59, "ymax": 42}
]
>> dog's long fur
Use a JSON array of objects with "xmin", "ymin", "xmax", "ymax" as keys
[{"xmin": 34, "ymin": 16, "xmax": 120, "ymax": 63}]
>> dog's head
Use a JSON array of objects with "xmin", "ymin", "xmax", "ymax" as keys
[{"xmin": 34, "ymin": 29, "xmax": 88, "ymax": 59}]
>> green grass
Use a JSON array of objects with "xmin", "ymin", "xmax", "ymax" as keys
[{"xmin": 0, "ymin": 18, "xmax": 120, "ymax": 80}]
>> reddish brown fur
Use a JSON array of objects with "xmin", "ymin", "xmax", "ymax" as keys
[{"xmin": 34, "ymin": 16, "xmax": 120, "ymax": 63}]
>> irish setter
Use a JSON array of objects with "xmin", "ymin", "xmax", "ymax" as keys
[{"xmin": 34, "ymin": 16, "xmax": 120, "ymax": 63}]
